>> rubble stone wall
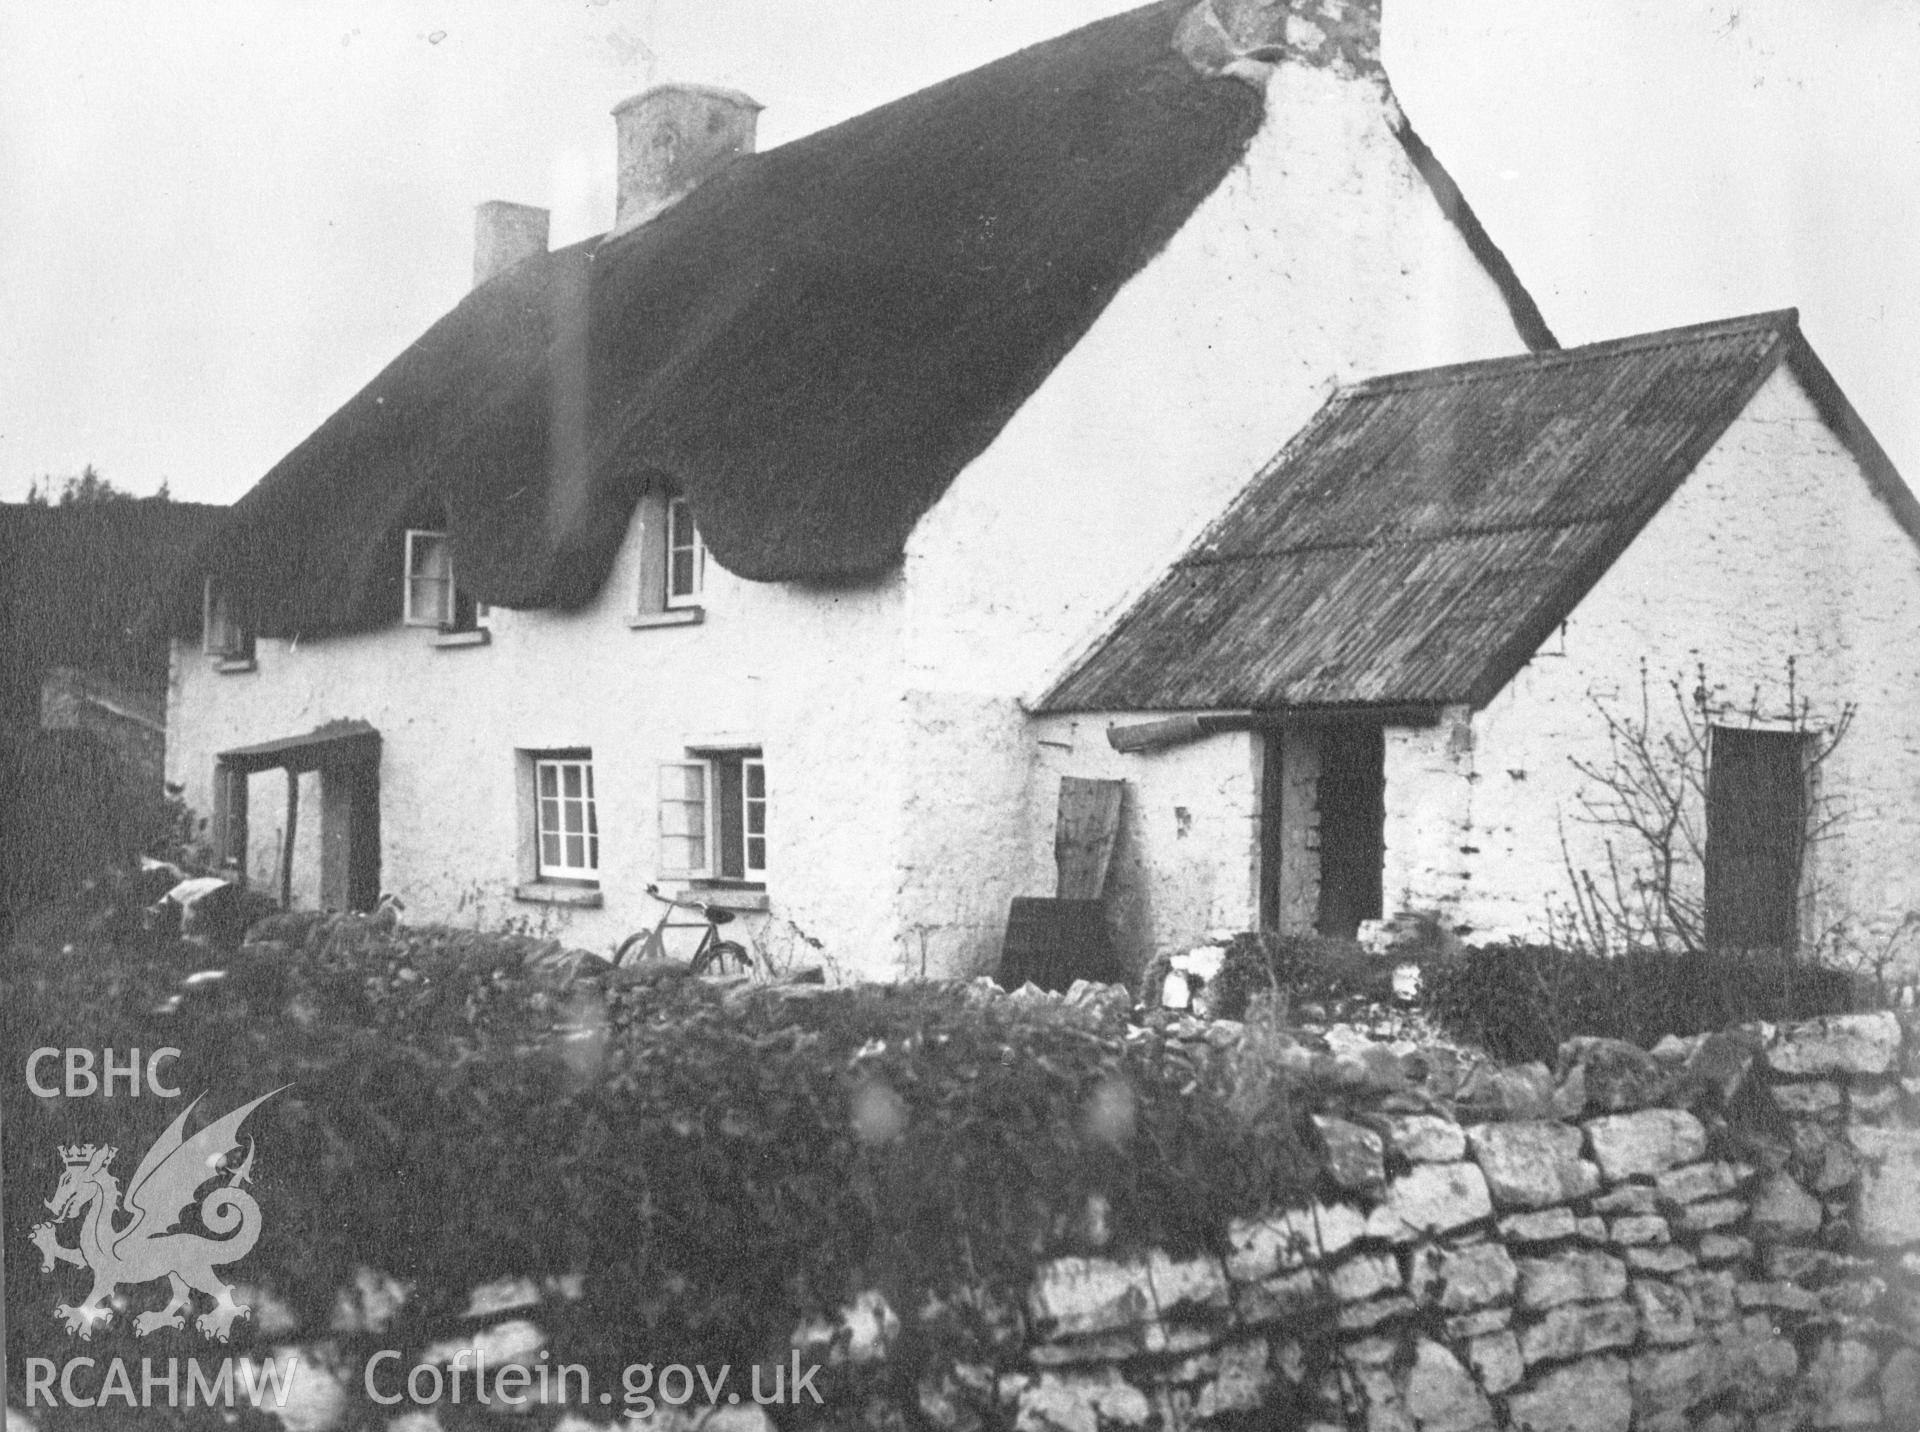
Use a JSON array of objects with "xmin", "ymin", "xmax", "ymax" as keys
[{"xmin": 931, "ymin": 1010, "xmax": 1920, "ymax": 1431}]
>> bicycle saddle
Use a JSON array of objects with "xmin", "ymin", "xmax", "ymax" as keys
[{"xmin": 704, "ymin": 906, "xmax": 736, "ymax": 926}]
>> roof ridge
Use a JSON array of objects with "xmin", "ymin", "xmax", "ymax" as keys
[{"xmin": 1342, "ymin": 308, "xmax": 1798, "ymax": 399}]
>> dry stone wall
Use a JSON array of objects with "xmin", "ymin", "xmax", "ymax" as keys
[{"xmin": 977, "ymin": 1010, "xmax": 1920, "ymax": 1431}]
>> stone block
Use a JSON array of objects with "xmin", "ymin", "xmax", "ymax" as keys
[
  {"xmin": 1880, "ymin": 1347, "xmax": 1920, "ymax": 1419},
  {"xmin": 1367, "ymin": 1162, "xmax": 1493, "ymax": 1241},
  {"xmin": 1225, "ymin": 1202, "xmax": 1366, "ymax": 1281},
  {"xmin": 1765, "ymin": 1012, "xmax": 1900, "ymax": 1077},
  {"xmin": 1769, "ymin": 1079, "xmax": 1844, "ymax": 1117},
  {"xmin": 1749, "ymin": 1171, "xmax": 1824, "ymax": 1240},
  {"xmin": 1653, "ymin": 1160, "xmax": 1743, "ymax": 1204},
  {"xmin": 1335, "ymin": 1291, "xmax": 1413, "ymax": 1334},
  {"xmin": 1584, "ymin": 1109, "xmax": 1707, "ymax": 1181},
  {"xmin": 1733, "ymin": 1280, "xmax": 1821, "ymax": 1315},
  {"xmin": 1505, "ymin": 1356, "xmax": 1630, "ymax": 1432},
  {"xmin": 1028, "ymin": 1252, "xmax": 1224, "ymax": 1338},
  {"xmin": 1234, "ymin": 1269, "xmax": 1323, "ymax": 1324},
  {"xmin": 1677, "ymin": 1197, "xmax": 1747, "ymax": 1232},
  {"xmin": 1805, "ymin": 1337, "xmax": 1881, "ymax": 1428},
  {"xmin": 1378, "ymin": 1113, "xmax": 1466, "ymax": 1163},
  {"xmin": 1189, "ymin": 1340, "xmax": 1271, "ymax": 1419},
  {"xmin": 1518, "ymin": 1298, "xmax": 1639, "ymax": 1364},
  {"xmin": 1467, "ymin": 1121, "xmax": 1600, "ymax": 1209},
  {"xmin": 1498, "ymin": 1208, "xmax": 1577, "ymax": 1244},
  {"xmin": 1517, "ymin": 1250, "xmax": 1627, "ymax": 1310},
  {"xmin": 1444, "ymin": 1307, "xmax": 1511, "ymax": 1339},
  {"xmin": 1575, "ymin": 1216, "xmax": 1607, "ymax": 1241},
  {"xmin": 1329, "ymin": 1252, "xmax": 1402, "ymax": 1304},
  {"xmin": 1556, "ymin": 1036, "xmax": 1672, "ymax": 1112},
  {"xmin": 1313, "ymin": 1114, "xmax": 1386, "ymax": 1191},
  {"xmin": 1408, "ymin": 1241, "xmax": 1516, "ymax": 1311},
  {"xmin": 1847, "ymin": 1124, "xmax": 1920, "ymax": 1247},
  {"xmin": 1850, "ymin": 1082, "xmax": 1901, "ymax": 1119},
  {"xmin": 1011, "ymin": 1365, "xmax": 1152, "ymax": 1432},
  {"xmin": 1675, "ymin": 1268, "xmax": 1738, "ymax": 1325},
  {"xmin": 1629, "ymin": 1343, "xmax": 1725, "ymax": 1422},
  {"xmin": 1469, "ymin": 1330, "xmax": 1522, "ymax": 1395},
  {"xmin": 1632, "ymin": 1277, "xmax": 1696, "ymax": 1344},
  {"xmin": 1591, "ymin": 1184, "xmax": 1658, "ymax": 1216},
  {"xmin": 1608, "ymin": 1215, "xmax": 1670, "ymax": 1246},
  {"xmin": 1696, "ymin": 1233, "xmax": 1752, "ymax": 1264},
  {"xmin": 1403, "ymin": 1339, "xmax": 1494, "ymax": 1432},
  {"xmin": 1625, "ymin": 1245, "xmax": 1696, "ymax": 1275},
  {"xmin": 1715, "ymin": 1313, "xmax": 1799, "ymax": 1407}
]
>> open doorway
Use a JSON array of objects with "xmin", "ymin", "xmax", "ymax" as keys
[
  {"xmin": 1259, "ymin": 722, "xmax": 1385, "ymax": 939},
  {"xmin": 1315, "ymin": 724, "xmax": 1385, "ymax": 939}
]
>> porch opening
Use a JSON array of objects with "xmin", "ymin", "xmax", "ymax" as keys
[{"xmin": 214, "ymin": 720, "xmax": 382, "ymax": 913}]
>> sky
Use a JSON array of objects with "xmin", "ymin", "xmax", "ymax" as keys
[{"xmin": 1, "ymin": 0, "xmax": 1916, "ymax": 506}]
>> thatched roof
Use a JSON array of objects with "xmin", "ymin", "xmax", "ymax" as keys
[
  {"xmin": 1038, "ymin": 311, "xmax": 1919, "ymax": 714},
  {"xmin": 176, "ymin": 0, "xmax": 1546, "ymax": 639}
]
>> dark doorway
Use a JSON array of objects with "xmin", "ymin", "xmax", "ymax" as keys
[
  {"xmin": 322, "ymin": 760, "xmax": 383, "ymax": 913},
  {"xmin": 1316, "ymin": 724, "xmax": 1385, "ymax": 939},
  {"xmin": 1259, "ymin": 734, "xmax": 1284, "ymax": 931},
  {"xmin": 1705, "ymin": 727, "xmax": 1806, "ymax": 948}
]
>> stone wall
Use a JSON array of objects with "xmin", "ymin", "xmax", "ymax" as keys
[
  {"xmin": 22, "ymin": 1008, "xmax": 1920, "ymax": 1432},
  {"xmin": 980, "ymin": 1010, "xmax": 1920, "ymax": 1431}
]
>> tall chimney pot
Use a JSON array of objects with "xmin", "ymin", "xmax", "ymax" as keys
[
  {"xmin": 473, "ymin": 201, "xmax": 551, "ymax": 288},
  {"xmin": 608, "ymin": 83, "xmax": 762, "ymax": 239}
]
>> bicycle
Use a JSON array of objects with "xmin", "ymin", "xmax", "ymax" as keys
[{"xmin": 613, "ymin": 883, "xmax": 755, "ymax": 975}]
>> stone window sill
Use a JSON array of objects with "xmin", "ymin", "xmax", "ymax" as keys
[
  {"xmin": 680, "ymin": 883, "xmax": 768, "ymax": 912},
  {"xmin": 514, "ymin": 881, "xmax": 604, "ymax": 908},
  {"xmin": 433, "ymin": 628, "xmax": 491, "ymax": 649},
  {"xmin": 214, "ymin": 657, "xmax": 257, "ymax": 674},
  {"xmin": 629, "ymin": 607, "xmax": 703, "ymax": 630}
]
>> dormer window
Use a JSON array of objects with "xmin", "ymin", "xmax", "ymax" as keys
[
  {"xmin": 202, "ymin": 578, "xmax": 255, "ymax": 668},
  {"xmin": 404, "ymin": 530, "xmax": 486, "ymax": 635}
]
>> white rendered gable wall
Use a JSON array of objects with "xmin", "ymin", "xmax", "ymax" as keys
[
  {"xmin": 895, "ymin": 56, "xmax": 1544, "ymax": 976},
  {"xmin": 1384, "ymin": 363, "xmax": 1920, "ymax": 963}
]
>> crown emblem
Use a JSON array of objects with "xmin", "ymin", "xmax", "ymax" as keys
[{"xmin": 59, "ymin": 1144, "xmax": 111, "ymax": 1167}]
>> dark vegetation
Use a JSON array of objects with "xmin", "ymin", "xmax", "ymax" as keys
[
  {"xmin": 1422, "ymin": 941, "xmax": 1872, "ymax": 1066},
  {"xmin": 1212, "ymin": 928, "xmax": 1877, "ymax": 1068},
  {"xmin": 0, "ymin": 483, "xmax": 221, "ymax": 936},
  {"xmin": 2, "ymin": 895, "xmax": 1321, "ymax": 1428}
]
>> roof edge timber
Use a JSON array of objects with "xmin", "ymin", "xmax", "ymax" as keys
[
  {"xmin": 1780, "ymin": 336, "xmax": 1920, "ymax": 556},
  {"xmin": 1390, "ymin": 114, "xmax": 1558, "ymax": 354}
]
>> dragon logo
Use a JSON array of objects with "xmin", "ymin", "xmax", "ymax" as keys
[{"xmin": 30, "ymin": 1088, "xmax": 283, "ymax": 1341}]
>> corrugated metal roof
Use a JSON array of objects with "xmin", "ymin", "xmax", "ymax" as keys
[{"xmin": 1039, "ymin": 311, "xmax": 1804, "ymax": 714}]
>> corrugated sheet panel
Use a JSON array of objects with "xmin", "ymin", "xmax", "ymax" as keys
[{"xmin": 1039, "ymin": 311, "xmax": 1797, "ymax": 713}]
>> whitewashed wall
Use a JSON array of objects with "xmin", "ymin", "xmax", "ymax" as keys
[
  {"xmin": 1398, "ymin": 363, "xmax": 1920, "ymax": 965},
  {"xmin": 170, "ymin": 515, "xmax": 907, "ymax": 976},
  {"xmin": 894, "ymin": 57, "xmax": 1539, "ymax": 975}
]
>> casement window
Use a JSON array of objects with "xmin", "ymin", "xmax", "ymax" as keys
[
  {"xmin": 665, "ymin": 495, "xmax": 706, "ymax": 607},
  {"xmin": 404, "ymin": 530, "xmax": 486, "ymax": 633},
  {"xmin": 202, "ymin": 578, "xmax": 255, "ymax": 664},
  {"xmin": 659, "ymin": 751, "xmax": 765, "ymax": 882},
  {"xmin": 534, "ymin": 752, "xmax": 600, "ymax": 882},
  {"xmin": 631, "ymin": 486, "xmax": 708, "ymax": 626}
]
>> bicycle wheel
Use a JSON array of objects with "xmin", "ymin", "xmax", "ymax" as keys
[
  {"xmin": 612, "ymin": 931, "xmax": 655, "ymax": 968},
  {"xmin": 691, "ymin": 940, "xmax": 754, "ymax": 976}
]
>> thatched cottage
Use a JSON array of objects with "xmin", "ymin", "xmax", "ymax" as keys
[{"xmin": 166, "ymin": 0, "xmax": 1920, "ymax": 979}]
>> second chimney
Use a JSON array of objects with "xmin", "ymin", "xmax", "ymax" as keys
[
  {"xmin": 473, "ymin": 201, "xmax": 551, "ymax": 288},
  {"xmin": 608, "ymin": 83, "xmax": 762, "ymax": 239}
]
